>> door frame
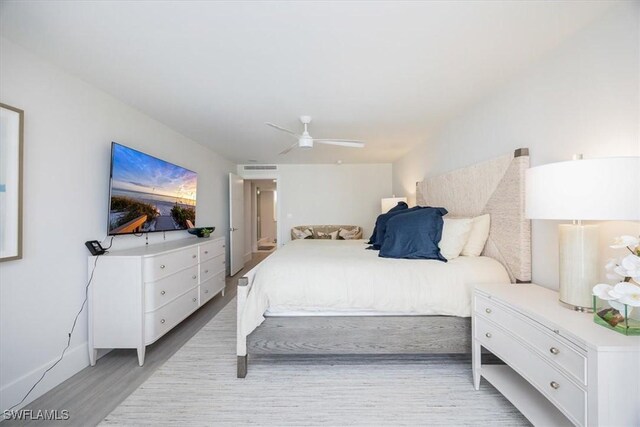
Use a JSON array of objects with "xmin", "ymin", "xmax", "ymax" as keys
[{"xmin": 239, "ymin": 171, "xmax": 282, "ymax": 250}]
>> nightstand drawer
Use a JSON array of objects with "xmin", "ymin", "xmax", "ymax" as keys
[
  {"xmin": 475, "ymin": 316, "xmax": 586, "ymax": 426},
  {"xmin": 475, "ymin": 294, "xmax": 586, "ymax": 385}
]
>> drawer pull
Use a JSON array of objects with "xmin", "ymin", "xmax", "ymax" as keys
[
  {"xmin": 204, "ymin": 250, "xmax": 209, "ymax": 254},
  {"xmin": 160, "ymin": 264, "xmax": 166, "ymax": 269},
  {"xmin": 192, "ymin": 254, "xmax": 197, "ymax": 259},
  {"xmin": 205, "ymin": 269, "xmax": 209, "ymax": 274},
  {"xmin": 205, "ymin": 289, "xmax": 209, "ymax": 294},
  {"xmin": 550, "ymin": 381, "xmax": 560, "ymax": 390},
  {"xmin": 222, "ymin": 245, "xmax": 226, "ymax": 248},
  {"xmin": 193, "ymin": 297, "xmax": 197, "ymax": 302},
  {"xmin": 223, "ymin": 261, "xmax": 226, "ymax": 264},
  {"xmin": 485, "ymin": 308, "xmax": 492, "ymax": 314},
  {"xmin": 550, "ymin": 347, "xmax": 560, "ymax": 355},
  {"xmin": 485, "ymin": 332, "xmax": 492, "ymax": 338},
  {"xmin": 160, "ymin": 290, "xmax": 166, "ymax": 295},
  {"xmin": 192, "ymin": 275, "xmax": 197, "ymax": 279},
  {"xmin": 160, "ymin": 319, "xmax": 166, "ymax": 324}
]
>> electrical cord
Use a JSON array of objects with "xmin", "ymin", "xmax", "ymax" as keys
[
  {"xmin": 7, "ymin": 243, "xmax": 105, "ymax": 412},
  {"xmin": 103, "ymin": 236, "xmax": 115, "ymax": 252}
]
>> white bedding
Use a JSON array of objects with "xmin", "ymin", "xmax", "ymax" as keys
[{"xmin": 239, "ymin": 239, "xmax": 510, "ymax": 336}]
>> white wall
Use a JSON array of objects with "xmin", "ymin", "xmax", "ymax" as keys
[
  {"xmin": 240, "ymin": 164, "xmax": 392, "ymax": 244},
  {"xmin": 392, "ymin": 3, "xmax": 640, "ymax": 289},
  {"xmin": 0, "ymin": 38, "xmax": 236, "ymax": 411}
]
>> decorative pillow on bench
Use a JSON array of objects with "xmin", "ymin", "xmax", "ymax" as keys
[
  {"xmin": 338, "ymin": 227, "xmax": 360, "ymax": 240},
  {"xmin": 292, "ymin": 227, "xmax": 314, "ymax": 240},
  {"xmin": 316, "ymin": 230, "xmax": 338, "ymax": 240}
]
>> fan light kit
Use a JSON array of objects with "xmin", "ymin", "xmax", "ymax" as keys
[{"xmin": 266, "ymin": 116, "xmax": 365, "ymax": 155}]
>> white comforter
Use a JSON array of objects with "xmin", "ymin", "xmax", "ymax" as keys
[{"xmin": 239, "ymin": 239, "xmax": 510, "ymax": 336}]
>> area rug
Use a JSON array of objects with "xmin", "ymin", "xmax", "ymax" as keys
[{"xmin": 102, "ymin": 299, "xmax": 528, "ymax": 426}]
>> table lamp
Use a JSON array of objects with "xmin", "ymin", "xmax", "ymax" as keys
[
  {"xmin": 381, "ymin": 196, "xmax": 407, "ymax": 214},
  {"xmin": 525, "ymin": 156, "xmax": 640, "ymax": 310}
]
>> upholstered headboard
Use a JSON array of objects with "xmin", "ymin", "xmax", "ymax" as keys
[{"xmin": 416, "ymin": 148, "xmax": 531, "ymax": 283}]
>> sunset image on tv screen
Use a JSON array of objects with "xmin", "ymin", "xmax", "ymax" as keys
[{"xmin": 108, "ymin": 143, "xmax": 197, "ymax": 235}]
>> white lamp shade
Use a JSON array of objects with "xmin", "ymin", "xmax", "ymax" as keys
[
  {"xmin": 381, "ymin": 197, "xmax": 407, "ymax": 213},
  {"xmin": 526, "ymin": 157, "xmax": 640, "ymax": 221}
]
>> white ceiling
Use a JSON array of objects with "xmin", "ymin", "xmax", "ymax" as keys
[{"xmin": 0, "ymin": 1, "xmax": 615, "ymax": 164}]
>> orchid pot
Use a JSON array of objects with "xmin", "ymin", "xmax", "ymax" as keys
[{"xmin": 592, "ymin": 235, "xmax": 640, "ymax": 336}]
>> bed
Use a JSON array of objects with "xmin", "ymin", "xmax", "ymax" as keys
[{"xmin": 237, "ymin": 148, "xmax": 531, "ymax": 377}]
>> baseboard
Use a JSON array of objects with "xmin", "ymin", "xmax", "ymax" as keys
[
  {"xmin": 243, "ymin": 252, "xmax": 252, "ymax": 263},
  {"xmin": 0, "ymin": 341, "xmax": 90, "ymax": 413}
]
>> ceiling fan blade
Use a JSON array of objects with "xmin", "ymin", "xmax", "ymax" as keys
[
  {"xmin": 314, "ymin": 139, "xmax": 365, "ymax": 148},
  {"xmin": 279, "ymin": 141, "xmax": 298, "ymax": 155},
  {"xmin": 265, "ymin": 122, "xmax": 301, "ymax": 138}
]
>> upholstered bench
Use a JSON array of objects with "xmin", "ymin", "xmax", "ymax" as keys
[{"xmin": 291, "ymin": 225, "xmax": 362, "ymax": 240}]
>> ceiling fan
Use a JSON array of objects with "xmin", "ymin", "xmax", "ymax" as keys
[{"xmin": 266, "ymin": 116, "xmax": 365, "ymax": 155}]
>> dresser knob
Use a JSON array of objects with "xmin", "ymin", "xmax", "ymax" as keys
[
  {"xmin": 550, "ymin": 347, "xmax": 560, "ymax": 355},
  {"xmin": 205, "ymin": 290, "xmax": 209, "ymax": 294},
  {"xmin": 193, "ymin": 297, "xmax": 197, "ymax": 302},
  {"xmin": 223, "ymin": 261, "xmax": 226, "ymax": 264},
  {"xmin": 160, "ymin": 319, "xmax": 166, "ymax": 324},
  {"xmin": 192, "ymin": 254, "xmax": 197, "ymax": 259},
  {"xmin": 160, "ymin": 265, "xmax": 166, "ymax": 269},
  {"xmin": 205, "ymin": 270, "xmax": 209, "ymax": 274},
  {"xmin": 485, "ymin": 332, "xmax": 492, "ymax": 338},
  {"xmin": 160, "ymin": 290, "xmax": 166, "ymax": 295},
  {"xmin": 550, "ymin": 381, "xmax": 560, "ymax": 390},
  {"xmin": 205, "ymin": 250, "xmax": 209, "ymax": 254},
  {"xmin": 485, "ymin": 308, "xmax": 492, "ymax": 314},
  {"xmin": 192, "ymin": 275, "xmax": 197, "ymax": 279},
  {"xmin": 222, "ymin": 245, "xmax": 226, "ymax": 248}
]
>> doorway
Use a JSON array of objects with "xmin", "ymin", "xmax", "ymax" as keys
[{"xmin": 244, "ymin": 179, "xmax": 278, "ymax": 260}]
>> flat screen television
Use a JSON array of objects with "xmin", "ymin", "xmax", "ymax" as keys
[{"xmin": 108, "ymin": 142, "xmax": 197, "ymax": 235}]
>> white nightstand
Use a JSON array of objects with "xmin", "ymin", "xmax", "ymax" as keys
[{"xmin": 472, "ymin": 283, "xmax": 640, "ymax": 427}]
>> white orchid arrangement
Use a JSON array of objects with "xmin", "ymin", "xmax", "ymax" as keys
[{"xmin": 592, "ymin": 235, "xmax": 640, "ymax": 325}]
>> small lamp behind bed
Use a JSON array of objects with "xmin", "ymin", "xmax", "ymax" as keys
[
  {"xmin": 525, "ymin": 155, "xmax": 640, "ymax": 311},
  {"xmin": 381, "ymin": 196, "xmax": 408, "ymax": 214}
]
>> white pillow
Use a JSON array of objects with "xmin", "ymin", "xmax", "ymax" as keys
[
  {"xmin": 440, "ymin": 218, "xmax": 473, "ymax": 260},
  {"xmin": 461, "ymin": 214, "xmax": 491, "ymax": 257}
]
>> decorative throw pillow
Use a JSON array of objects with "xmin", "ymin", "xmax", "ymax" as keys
[
  {"xmin": 461, "ymin": 214, "xmax": 491, "ymax": 257},
  {"xmin": 293, "ymin": 227, "xmax": 314, "ymax": 240},
  {"xmin": 439, "ymin": 217, "xmax": 473, "ymax": 260},
  {"xmin": 368, "ymin": 202, "xmax": 408, "ymax": 244},
  {"xmin": 338, "ymin": 227, "xmax": 360, "ymax": 240},
  {"xmin": 316, "ymin": 230, "xmax": 338, "ymax": 240},
  {"xmin": 379, "ymin": 207, "xmax": 448, "ymax": 260}
]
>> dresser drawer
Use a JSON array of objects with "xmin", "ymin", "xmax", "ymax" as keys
[
  {"xmin": 200, "ymin": 254, "xmax": 225, "ymax": 283},
  {"xmin": 145, "ymin": 288, "xmax": 199, "ymax": 344},
  {"xmin": 475, "ymin": 316, "xmax": 586, "ymax": 426},
  {"xmin": 200, "ymin": 272, "xmax": 225, "ymax": 304},
  {"xmin": 475, "ymin": 294, "xmax": 586, "ymax": 385},
  {"xmin": 145, "ymin": 265, "xmax": 199, "ymax": 312},
  {"xmin": 143, "ymin": 246, "xmax": 199, "ymax": 282},
  {"xmin": 200, "ymin": 238, "xmax": 225, "ymax": 262}
]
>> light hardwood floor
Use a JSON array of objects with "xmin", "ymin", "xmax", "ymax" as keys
[{"xmin": 5, "ymin": 252, "xmax": 270, "ymax": 427}]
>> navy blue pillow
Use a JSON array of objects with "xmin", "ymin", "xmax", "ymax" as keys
[
  {"xmin": 367, "ymin": 201, "xmax": 408, "ymax": 244},
  {"xmin": 369, "ymin": 205, "xmax": 423, "ymax": 249},
  {"xmin": 379, "ymin": 207, "xmax": 448, "ymax": 260}
]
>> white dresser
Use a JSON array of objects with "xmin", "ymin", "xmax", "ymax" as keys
[
  {"xmin": 88, "ymin": 237, "xmax": 226, "ymax": 366},
  {"xmin": 472, "ymin": 283, "xmax": 640, "ymax": 427}
]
